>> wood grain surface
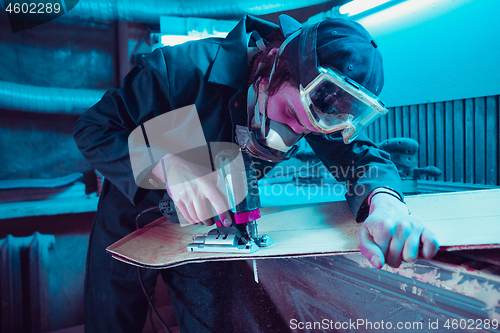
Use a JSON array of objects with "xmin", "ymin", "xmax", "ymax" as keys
[{"xmin": 106, "ymin": 189, "xmax": 500, "ymax": 268}]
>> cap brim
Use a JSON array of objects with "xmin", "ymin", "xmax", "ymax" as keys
[{"xmin": 279, "ymin": 14, "xmax": 302, "ymax": 38}]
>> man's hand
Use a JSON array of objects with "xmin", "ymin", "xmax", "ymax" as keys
[
  {"xmin": 359, "ymin": 192, "xmax": 439, "ymax": 269},
  {"xmin": 152, "ymin": 154, "xmax": 232, "ymax": 226}
]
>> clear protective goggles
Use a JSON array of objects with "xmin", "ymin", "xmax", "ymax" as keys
[{"xmin": 300, "ymin": 66, "xmax": 388, "ymax": 144}]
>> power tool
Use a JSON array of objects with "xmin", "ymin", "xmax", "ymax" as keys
[{"xmin": 159, "ymin": 147, "xmax": 273, "ymax": 254}]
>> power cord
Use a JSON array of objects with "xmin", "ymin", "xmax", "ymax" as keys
[
  {"xmin": 135, "ymin": 206, "xmax": 172, "ymax": 333},
  {"xmin": 132, "ymin": 157, "xmax": 323, "ymax": 332}
]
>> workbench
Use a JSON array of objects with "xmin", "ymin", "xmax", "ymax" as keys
[{"xmin": 245, "ymin": 252, "xmax": 500, "ymax": 333}]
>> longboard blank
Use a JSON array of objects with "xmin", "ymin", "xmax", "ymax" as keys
[{"xmin": 106, "ymin": 189, "xmax": 500, "ymax": 268}]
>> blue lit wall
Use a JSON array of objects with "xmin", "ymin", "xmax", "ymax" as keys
[{"xmin": 357, "ymin": 0, "xmax": 500, "ymax": 107}]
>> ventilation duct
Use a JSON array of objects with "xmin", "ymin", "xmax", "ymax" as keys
[
  {"xmin": 0, "ymin": 80, "xmax": 105, "ymax": 115},
  {"xmin": 54, "ymin": 0, "xmax": 333, "ymax": 23},
  {"xmin": 0, "ymin": 1, "xmax": 334, "ymax": 114}
]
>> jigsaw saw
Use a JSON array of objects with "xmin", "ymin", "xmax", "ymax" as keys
[{"xmin": 159, "ymin": 148, "xmax": 273, "ymax": 254}]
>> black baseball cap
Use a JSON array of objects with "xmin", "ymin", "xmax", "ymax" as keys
[{"xmin": 279, "ymin": 14, "xmax": 384, "ymax": 96}]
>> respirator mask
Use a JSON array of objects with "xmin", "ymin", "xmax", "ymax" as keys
[
  {"xmin": 236, "ymin": 15, "xmax": 388, "ymax": 162},
  {"xmin": 236, "ymin": 30, "xmax": 304, "ymax": 163}
]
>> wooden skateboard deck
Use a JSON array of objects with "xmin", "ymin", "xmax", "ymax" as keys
[{"xmin": 106, "ymin": 189, "xmax": 500, "ymax": 268}]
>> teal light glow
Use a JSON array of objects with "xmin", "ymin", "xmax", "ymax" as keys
[{"xmin": 339, "ymin": 0, "xmax": 392, "ymax": 16}]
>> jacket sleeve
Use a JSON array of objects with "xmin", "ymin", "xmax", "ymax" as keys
[
  {"xmin": 73, "ymin": 48, "xmax": 172, "ymax": 205},
  {"xmin": 305, "ymin": 131, "xmax": 404, "ymax": 222}
]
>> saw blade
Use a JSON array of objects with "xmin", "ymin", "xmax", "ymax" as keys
[{"xmin": 187, "ymin": 234, "xmax": 259, "ymax": 253}]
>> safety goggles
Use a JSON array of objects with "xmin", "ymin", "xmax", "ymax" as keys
[{"xmin": 300, "ymin": 66, "xmax": 388, "ymax": 144}]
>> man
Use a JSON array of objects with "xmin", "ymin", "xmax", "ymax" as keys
[{"xmin": 74, "ymin": 14, "xmax": 439, "ymax": 333}]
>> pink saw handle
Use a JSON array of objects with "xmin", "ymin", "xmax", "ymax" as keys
[{"xmin": 234, "ymin": 209, "xmax": 261, "ymax": 224}]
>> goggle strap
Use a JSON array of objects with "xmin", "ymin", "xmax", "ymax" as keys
[
  {"xmin": 298, "ymin": 23, "xmax": 321, "ymax": 88},
  {"xmin": 262, "ymin": 29, "xmax": 302, "ymax": 138},
  {"xmin": 250, "ymin": 31, "xmax": 268, "ymax": 52}
]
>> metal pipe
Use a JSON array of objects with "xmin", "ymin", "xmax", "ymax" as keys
[
  {"xmin": 0, "ymin": 80, "xmax": 105, "ymax": 115},
  {"xmin": 0, "ymin": 0, "xmax": 333, "ymax": 114},
  {"xmin": 55, "ymin": 0, "xmax": 334, "ymax": 23}
]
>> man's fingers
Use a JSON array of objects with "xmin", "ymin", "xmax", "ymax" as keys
[
  {"xmin": 420, "ymin": 228, "xmax": 440, "ymax": 259},
  {"xmin": 205, "ymin": 188, "xmax": 232, "ymax": 226},
  {"xmin": 202, "ymin": 218, "xmax": 215, "ymax": 226},
  {"xmin": 175, "ymin": 201, "xmax": 195, "ymax": 225},
  {"xmin": 402, "ymin": 229, "xmax": 421, "ymax": 263},
  {"xmin": 218, "ymin": 211, "xmax": 233, "ymax": 227},
  {"xmin": 205, "ymin": 188, "xmax": 229, "ymax": 214},
  {"xmin": 385, "ymin": 220, "xmax": 414, "ymax": 267},
  {"xmin": 193, "ymin": 197, "xmax": 215, "ymax": 224},
  {"xmin": 185, "ymin": 201, "xmax": 201, "ymax": 224},
  {"xmin": 386, "ymin": 237, "xmax": 404, "ymax": 268},
  {"xmin": 359, "ymin": 226, "xmax": 385, "ymax": 269},
  {"xmin": 368, "ymin": 216, "xmax": 391, "ymax": 259}
]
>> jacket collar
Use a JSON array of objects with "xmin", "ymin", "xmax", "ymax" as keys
[{"xmin": 208, "ymin": 15, "xmax": 278, "ymax": 90}]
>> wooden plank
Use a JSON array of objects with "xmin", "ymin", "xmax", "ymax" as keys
[
  {"xmin": 445, "ymin": 101, "xmax": 454, "ymax": 182},
  {"xmin": 379, "ymin": 109, "xmax": 388, "ymax": 142},
  {"xmin": 474, "ymin": 97, "xmax": 486, "ymax": 184},
  {"xmin": 486, "ymin": 96, "xmax": 498, "ymax": 186},
  {"xmin": 465, "ymin": 98, "xmax": 474, "ymax": 184},
  {"xmin": 394, "ymin": 106, "xmax": 403, "ymax": 138},
  {"xmin": 367, "ymin": 120, "xmax": 373, "ymax": 139},
  {"xmin": 0, "ymin": 182, "xmax": 87, "ymax": 204},
  {"xmin": 370, "ymin": 119, "xmax": 380, "ymax": 143},
  {"xmin": 426, "ymin": 103, "xmax": 435, "ymax": 181},
  {"xmin": 417, "ymin": 179, "xmax": 499, "ymax": 192},
  {"xmin": 371, "ymin": 117, "xmax": 378, "ymax": 143},
  {"xmin": 409, "ymin": 105, "xmax": 419, "ymax": 145},
  {"xmin": 454, "ymin": 249, "xmax": 500, "ymax": 266},
  {"xmin": 435, "ymin": 102, "xmax": 445, "ymax": 181},
  {"xmin": 418, "ymin": 104, "xmax": 427, "ymax": 175},
  {"xmin": 0, "ymin": 173, "xmax": 83, "ymax": 189},
  {"xmin": 374, "ymin": 114, "xmax": 381, "ymax": 143},
  {"xmin": 453, "ymin": 100, "xmax": 464, "ymax": 183},
  {"xmin": 253, "ymin": 255, "xmax": 500, "ymax": 333},
  {"xmin": 402, "ymin": 105, "xmax": 410, "ymax": 137},
  {"xmin": 0, "ymin": 189, "xmax": 99, "ymax": 220},
  {"xmin": 378, "ymin": 114, "xmax": 383, "ymax": 143},
  {"xmin": 387, "ymin": 106, "xmax": 396, "ymax": 139},
  {"xmin": 106, "ymin": 190, "xmax": 500, "ymax": 268},
  {"xmin": 374, "ymin": 117, "xmax": 380, "ymax": 143}
]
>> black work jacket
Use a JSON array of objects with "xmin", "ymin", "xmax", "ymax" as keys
[{"xmin": 74, "ymin": 15, "xmax": 403, "ymax": 232}]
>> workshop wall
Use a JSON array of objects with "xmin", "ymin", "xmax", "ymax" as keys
[
  {"xmin": 0, "ymin": 18, "xmax": 115, "ymax": 180},
  {"xmin": 0, "ymin": 213, "xmax": 94, "ymax": 332},
  {"xmin": 0, "ymin": 4, "xmax": 334, "ymax": 332},
  {"xmin": 355, "ymin": 0, "xmax": 500, "ymax": 187},
  {"xmin": 367, "ymin": 95, "xmax": 500, "ymax": 186},
  {"xmin": 359, "ymin": 0, "xmax": 500, "ymax": 107},
  {"xmin": 1, "ymin": 1, "xmax": 498, "ymax": 331},
  {"xmin": 0, "ymin": 16, "xmax": 115, "ymax": 332}
]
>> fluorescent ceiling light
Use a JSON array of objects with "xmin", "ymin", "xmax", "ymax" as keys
[
  {"xmin": 339, "ymin": 0, "xmax": 392, "ymax": 16},
  {"xmin": 160, "ymin": 32, "xmax": 228, "ymax": 47}
]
